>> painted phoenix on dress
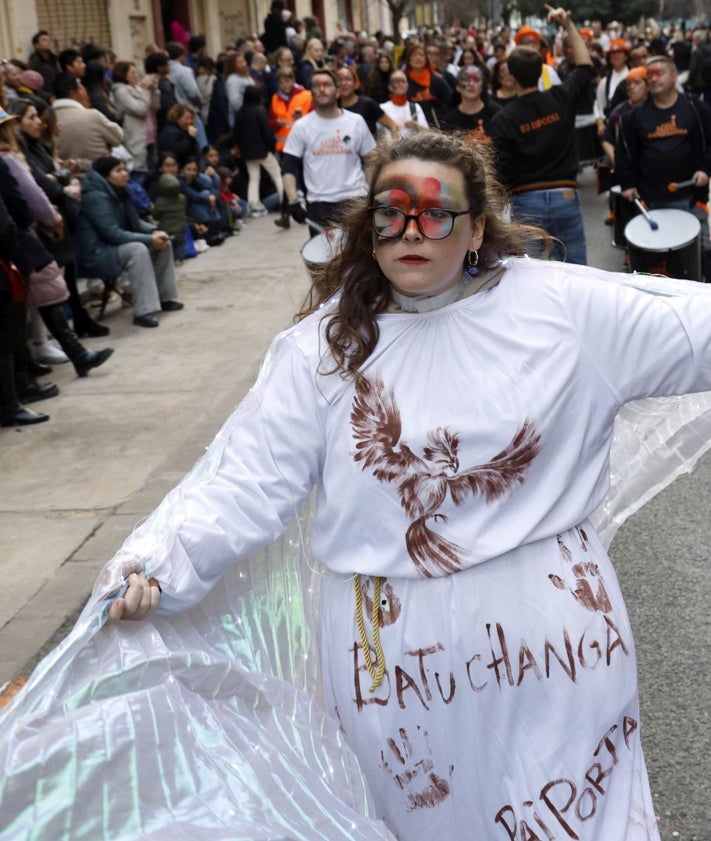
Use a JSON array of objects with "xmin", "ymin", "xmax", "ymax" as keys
[{"xmin": 350, "ymin": 375, "xmax": 541, "ymax": 577}]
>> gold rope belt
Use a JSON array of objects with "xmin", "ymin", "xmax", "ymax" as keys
[{"xmin": 354, "ymin": 574, "xmax": 386, "ymax": 692}]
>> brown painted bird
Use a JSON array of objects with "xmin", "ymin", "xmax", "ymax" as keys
[{"xmin": 351, "ymin": 375, "xmax": 541, "ymax": 577}]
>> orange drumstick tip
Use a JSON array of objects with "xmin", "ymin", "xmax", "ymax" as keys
[{"xmin": 668, "ymin": 182, "xmax": 677, "ymax": 192}]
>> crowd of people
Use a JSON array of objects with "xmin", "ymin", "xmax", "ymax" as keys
[{"xmin": 2, "ymin": 9, "xmax": 711, "ymax": 428}]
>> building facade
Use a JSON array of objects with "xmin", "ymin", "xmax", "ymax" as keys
[{"xmin": 2, "ymin": 0, "xmax": 395, "ymax": 67}]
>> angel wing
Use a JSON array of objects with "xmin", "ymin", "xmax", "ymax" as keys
[
  {"xmin": 351, "ymin": 376, "xmax": 423, "ymax": 483},
  {"xmin": 447, "ymin": 419, "xmax": 541, "ymax": 506}
]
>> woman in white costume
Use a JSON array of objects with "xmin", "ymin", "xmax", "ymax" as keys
[
  {"xmin": 89, "ymin": 17, "xmax": 711, "ymax": 841},
  {"xmin": 100, "ymin": 62, "xmax": 711, "ymax": 841}
]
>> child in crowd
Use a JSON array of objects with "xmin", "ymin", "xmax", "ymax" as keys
[
  {"xmin": 217, "ymin": 166, "xmax": 248, "ymax": 230},
  {"xmin": 152, "ymin": 173, "xmax": 199, "ymax": 261},
  {"xmin": 179, "ymin": 158, "xmax": 229, "ymax": 245}
]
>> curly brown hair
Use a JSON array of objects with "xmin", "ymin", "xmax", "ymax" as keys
[{"xmin": 297, "ymin": 130, "xmax": 550, "ymax": 379}]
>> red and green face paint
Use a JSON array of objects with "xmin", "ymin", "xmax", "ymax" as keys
[{"xmin": 371, "ymin": 175, "xmax": 469, "ymax": 239}]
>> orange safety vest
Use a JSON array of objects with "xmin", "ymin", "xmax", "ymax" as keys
[{"xmin": 271, "ymin": 89, "xmax": 313, "ymax": 152}]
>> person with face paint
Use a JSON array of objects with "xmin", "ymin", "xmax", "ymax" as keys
[
  {"xmin": 379, "ymin": 70, "xmax": 428, "ymax": 141},
  {"xmin": 280, "ymin": 67, "xmax": 375, "ymax": 236},
  {"xmin": 335, "ymin": 65, "xmax": 399, "ymax": 139},
  {"xmin": 9, "ymin": 14, "xmax": 711, "ymax": 841},
  {"xmin": 442, "ymin": 65, "xmax": 501, "ymax": 143}
]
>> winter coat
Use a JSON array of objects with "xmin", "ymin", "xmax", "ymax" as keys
[
  {"xmin": 111, "ymin": 82, "xmax": 154, "ymax": 171},
  {"xmin": 76, "ymin": 167, "xmax": 155, "ymax": 278},
  {"xmin": 206, "ymin": 75, "xmax": 230, "ymax": 145},
  {"xmin": 158, "ymin": 121, "xmax": 200, "ymax": 167},
  {"xmin": 52, "ymin": 99, "xmax": 124, "ymax": 172},
  {"xmin": 153, "ymin": 174, "xmax": 187, "ymax": 235},
  {"xmin": 18, "ymin": 133, "xmax": 79, "ymax": 266}
]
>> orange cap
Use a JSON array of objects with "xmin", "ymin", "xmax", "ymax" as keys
[
  {"xmin": 607, "ymin": 38, "xmax": 630, "ymax": 54},
  {"xmin": 626, "ymin": 66, "xmax": 647, "ymax": 81},
  {"xmin": 578, "ymin": 28, "xmax": 594, "ymax": 42},
  {"xmin": 514, "ymin": 25, "xmax": 542, "ymax": 45}
]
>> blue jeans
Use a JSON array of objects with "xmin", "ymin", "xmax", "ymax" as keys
[{"xmin": 512, "ymin": 188, "xmax": 587, "ymax": 265}]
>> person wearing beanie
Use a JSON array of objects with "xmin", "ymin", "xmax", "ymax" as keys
[
  {"xmin": 16, "ymin": 70, "xmax": 45, "ymax": 96},
  {"xmin": 602, "ymin": 65, "xmax": 648, "ymax": 168},
  {"xmin": 607, "ymin": 41, "xmax": 649, "ymax": 114},
  {"xmin": 514, "ymin": 23, "xmax": 562, "ymax": 90},
  {"xmin": 600, "ymin": 65, "xmax": 648, "ymax": 232},
  {"xmin": 594, "ymin": 37, "xmax": 630, "ymax": 127},
  {"xmin": 77, "ymin": 156, "xmax": 183, "ymax": 328}
]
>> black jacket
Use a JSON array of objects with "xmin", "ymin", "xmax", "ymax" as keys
[
  {"xmin": 158, "ymin": 122, "xmax": 201, "ymax": 167},
  {"xmin": 232, "ymin": 104, "xmax": 276, "ymax": 160}
]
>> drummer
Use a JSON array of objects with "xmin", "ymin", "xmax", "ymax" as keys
[
  {"xmin": 615, "ymin": 55, "xmax": 711, "ymax": 281},
  {"xmin": 601, "ymin": 66, "xmax": 648, "ymax": 169}
]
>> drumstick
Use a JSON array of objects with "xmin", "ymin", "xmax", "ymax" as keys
[
  {"xmin": 668, "ymin": 178, "xmax": 697, "ymax": 192},
  {"xmin": 305, "ymin": 217, "xmax": 325, "ymax": 233},
  {"xmin": 633, "ymin": 196, "xmax": 659, "ymax": 231}
]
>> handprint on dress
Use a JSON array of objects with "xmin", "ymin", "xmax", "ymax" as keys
[
  {"xmin": 360, "ymin": 576, "xmax": 402, "ymax": 628},
  {"xmin": 379, "ymin": 726, "xmax": 452, "ymax": 811},
  {"xmin": 550, "ymin": 526, "xmax": 611, "ymax": 613}
]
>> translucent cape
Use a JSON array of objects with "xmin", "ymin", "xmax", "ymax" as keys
[{"xmin": 2, "ymin": 269, "xmax": 711, "ymax": 841}]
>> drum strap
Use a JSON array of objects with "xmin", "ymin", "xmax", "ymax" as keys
[{"xmin": 354, "ymin": 574, "xmax": 386, "ymax": 691}]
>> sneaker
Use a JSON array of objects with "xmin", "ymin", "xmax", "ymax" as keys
[
  {"xmin": 250, "ymin": 207, "xmax": 268, "ymax": 218},
  {"xmin": 194, "ymin": 239, "xmax": 210, "ymax": 253},
  {"xmin": 30, "ymin": 340, "xmax": 69, "ymax": 365}
]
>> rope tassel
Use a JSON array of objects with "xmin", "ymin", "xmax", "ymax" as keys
[{"xmin": 354, "ymin": 574, "xmax": 386, "ymax": 692}]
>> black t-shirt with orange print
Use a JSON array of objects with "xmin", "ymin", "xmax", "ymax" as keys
[{"xmin": 616, "ymin": 94, "xmax": 711, "ymax": 204}]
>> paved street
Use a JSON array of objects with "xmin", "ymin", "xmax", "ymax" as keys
[{"xmin": 1, "ymin": 172, "xmax": 709, "ymax": 840}]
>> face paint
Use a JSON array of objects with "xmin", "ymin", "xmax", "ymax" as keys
[
  {"xmin": 372, "ymin": 175, "xmax": 465, "ymax": 214},
  {"xmin": 371, "ymin": 176, "xmax": 469, "ymax": 240}
]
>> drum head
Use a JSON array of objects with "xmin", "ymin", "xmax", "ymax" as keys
[
  {"xmin": 624, "ymin": 208, "xmax": 701, "ymax": 252},
  {"xmin": 300, "ymin": 228, "xmax": 344, "ymax": 267}
]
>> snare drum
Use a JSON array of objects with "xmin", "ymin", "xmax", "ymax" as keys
[
  {"xmin": 610, "ymin": 185, "xmax": 639, "ymax": 249},
  {"xmin": 624, "ymin": 209, "xmax": 702, "ymax": 281},
  {"xmin": 300, "ymin": 228, "xmax": 344, "ymax": 279}
]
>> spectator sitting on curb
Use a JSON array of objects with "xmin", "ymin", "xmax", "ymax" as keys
[{"xmin": 77, "ymin": 156, "xmax": 183, "ymax": 329}]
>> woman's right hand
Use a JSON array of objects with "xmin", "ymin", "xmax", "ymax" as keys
[{"xmin": 108, "ymin": 572, "xmax": 161, "ymax": 621}]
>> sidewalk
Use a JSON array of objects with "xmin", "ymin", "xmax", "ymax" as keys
[{"xmin": 0, "ymin": 215, "xmax": 313, "ymax": 695}]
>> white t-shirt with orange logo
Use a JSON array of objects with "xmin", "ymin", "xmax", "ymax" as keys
[{"xmin": 283, "ymin": 109, "xmax": 376, "ymax": 203}]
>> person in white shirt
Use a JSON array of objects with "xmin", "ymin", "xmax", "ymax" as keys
[
  {"xmin": 103, "ymin": 120, "xmax": 707, "ymax": 841},
  {"xmin": 594, "ymin": 37, "xmax": 630, "ymax": 126},
  {"xmin": 280, "ymin": 67, "xmax": 375, "ymax": 236},
  {"xmin": 379, "ymin": 70, "xmax": 428, "ymax": 142},
  {"xmin": 7, "ymin": 15, "xmax": 707, "ymax": 840}
]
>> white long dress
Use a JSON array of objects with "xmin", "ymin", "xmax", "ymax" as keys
[{"xmin": 3, "ymin": 259, "xmax": 711, "ymax": 840}]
